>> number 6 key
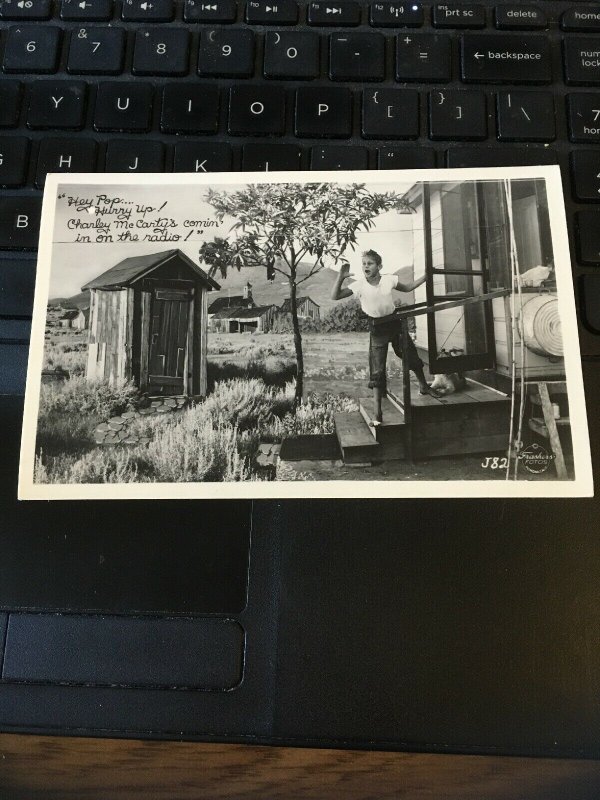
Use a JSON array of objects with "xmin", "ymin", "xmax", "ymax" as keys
[{"xmin": 3, "ymin": 25, "xmax": 61, "ymax": 73}]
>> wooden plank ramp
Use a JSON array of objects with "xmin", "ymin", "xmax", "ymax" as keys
[{"xmin": 333, "ymin": 412, "xmax": 380, "ymax": 465}]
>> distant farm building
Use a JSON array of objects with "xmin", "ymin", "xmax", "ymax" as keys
[
  {"xmin": 280, "ymin": 296, "xmax": 320, "ymax": 321},
  {"xmin": 59, "ymin": 308, "xmax": 89, "ymax": 329},
  {"xmin": 82, "ymin": 249, "xmax": 219, "ymax": 396},
  {"xmin": 210, "ymin": 304, "xmax": 277, "ymax": 334}
]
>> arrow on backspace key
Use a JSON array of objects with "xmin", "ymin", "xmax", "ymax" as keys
[{"xmin": 474, "ymin": 51, "xmax": 484, "ymax": 59}]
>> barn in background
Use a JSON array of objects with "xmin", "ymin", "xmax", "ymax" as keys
[{"xmin": 82, "ymin": 249, "xmax": 220, "ymax": 396}]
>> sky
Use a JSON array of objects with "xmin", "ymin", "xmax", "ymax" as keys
[{"xmin": 47, "ymin": 180, "xmax": 416, "ymax": 298}]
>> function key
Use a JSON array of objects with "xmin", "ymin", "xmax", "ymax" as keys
[
  {"xmin": 562, "ymin": 7, "xmax": 600, "ymax": 33},
  {"xmin": 495, "ymin": 5, "xmax": 546, "ymax": 30},
  {"xmin": 461, "ymin": 34, "xmax": 551, "ymax": 84},
  {"xmin": 0, "ymin": 0, "xmax": 51, "ymax": 20},
  {"xmin": 433, "ymin": 4, "xmax": 485, "ymax": 29},
  {"xmin": 184, "ymin": 0, "xmax": 236, "ymax": 23},
  {"xmin": 61, "ymin": 0, "xmax": 113, "ymax": 21},
  {"xmin": 308, "ymin": 2, "xmax": 360, "ymax": 27},
  {"xmin": 370, "ymin": 2, "xmax": 423, "ymax": 28},
  {"xmin": 3, "ymin": 26, "xmax": 61, "ymax": 73},
  {"xmin": 567, "ymin": 93, "xmax": 600, "ymax": 142},
  {"xmin": 245, "ymin": 0, "xmax": 297, "ymax": 25},
  {"xmin": 121, "ymin": 0, "xmax": 173, "ymax": 22}
]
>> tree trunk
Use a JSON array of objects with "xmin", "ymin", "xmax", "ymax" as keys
[{"xmin": 289, "ymin": 278, "xmax": 304, "ymax": 406}]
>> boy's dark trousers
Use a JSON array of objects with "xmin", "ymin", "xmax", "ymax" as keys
[{"xmin": 368, "ymin": 315, "xmax": 423, "ymax": 390}]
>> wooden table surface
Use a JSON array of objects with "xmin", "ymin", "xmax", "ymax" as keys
[{"xmin": 1, "ymin": 735, "xmax": 600, "ymax": 800}]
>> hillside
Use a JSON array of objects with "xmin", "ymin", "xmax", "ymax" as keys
[
  {"xmin": 52, "ymin": 262, "xmax": 415, "ymax": 313},
  {"xmin": 209, "ymin": 262, "xmax": 339, "ymax": 312}
]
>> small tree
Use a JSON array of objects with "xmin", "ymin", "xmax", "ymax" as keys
[{"xmin": 204, "ymin": 183, "xmax": 411, "ymax": 404}]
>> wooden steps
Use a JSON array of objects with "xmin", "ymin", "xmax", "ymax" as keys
[{"xmin": 333, "ymin": 412, "xmax": 380, "ymax": 465}]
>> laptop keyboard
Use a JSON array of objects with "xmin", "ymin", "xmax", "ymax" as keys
[{"xmin": 1, "ymin": 0, "xmax": 600, "ymax": 356}]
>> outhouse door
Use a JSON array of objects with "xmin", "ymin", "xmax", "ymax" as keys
[{"xmin": 148, "ymin": 286, "xmax": 193, "ymax": 395}]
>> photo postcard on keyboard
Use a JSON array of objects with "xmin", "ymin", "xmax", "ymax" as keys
[{"xmin": 18, "ymin": 166, "xmax": 593, "ymax": 499}]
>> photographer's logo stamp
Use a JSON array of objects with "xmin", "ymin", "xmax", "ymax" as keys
[{"xmin": 518, "ymin": 443, "xmax": 554, "ymax": 474}]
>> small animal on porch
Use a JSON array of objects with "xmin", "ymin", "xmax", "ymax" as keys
[{"xmin": 430, "ymin": 348, "xmax": 467, "ymax": 396}]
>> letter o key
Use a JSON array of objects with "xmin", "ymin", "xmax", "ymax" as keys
[{"xmin": 250, "ymin": 101, "xmax": 265, "ymax": 115}]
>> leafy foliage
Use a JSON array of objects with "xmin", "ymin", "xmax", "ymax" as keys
[
  {"xmin": 204, "ymin": 183, "xmax": 412, "ymax": 403},
  {"xmin": 198, "ymin": 237, "xmax": 238, "ymax": 279}
]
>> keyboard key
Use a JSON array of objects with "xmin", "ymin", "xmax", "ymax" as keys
[
  {"xmin": 370, "ymin": 2, "xmax": 423, "ymax": 28},
  {"xmin": 36, "ymin": 138, "xmax": 97, "ymax": 187},
  {"xmin": 0, "ymin": 0, "xmax": 51, "ymax": 19},
  {"xmin": 377, "ymin": 146, "xmax": 435, "ymax": 168},
  {"xmin": 242, "ymin": 143, "xmax": 301, "ymax": 170},
  {"xmin": 461, "ymin": 34, "xmax": 551, "ymax": 84},
  {"xmin": 362, "ymin": 88, "xmax": 419, "ymax": 139},
  {"xmin": 581, "ymin": 274, "xmax": 600, "ymax": 332},
  {"xmin": 433, "ymin": 3, "xmax": 485, "ymax": 28},
  {"xmin": 329, "ymin": 33, "xmax": 385, "ymax": 82},
  {"xmin": 396, "ymin": 33, "xmax": 451, "ymax": 82},
  {"xmin": 246, "ymin": 0, "xmax": 297, "ymax": 25},
  {"xmin": 67, "ymin": 27, "xmax": 125, "ymax": 75},
  {"xmin": 0, "ymin": 258, "xmax": 35, "ymax": 315},
  {"xmin": 311, "ymin": 145, "xmax": 368, "ymax": 170},
  {"xmin": 174, "ymin": 141, "xmax": 232, "ymax": 172},
  {"xmin": 0, "ymin": 137, "xmax": 30, "ymax": 187},
  {"xmin": 429, "ymin": 89, "xmax": 486, "ymax": 140},
  {"xmin": 3, "ymin": 26, "xmax": 61, "ymax": 73},
  {"xmin": 184, "ymin": 0, "xmax": 236, "ymax": 22},
  {"xmin": 295, "ymin": 87, "xmax": 352, "ymax": 137},
  {"xmin": 308, "ymin": 1, "xmax": 360, "ymax": 26},
  {"xmin": 571, "ymin": 151, "xmax": 600, "ymax": 201},
  {"xmin": 133, "ymin": 29, "xmax": 190, "ymax": 76},
  {"xmin": 198, "ymin": 29, "xmax": 254, "ymax": 77},
  {"xmin": 564, "ymin": 38, "xmax": 600, "ymax": 85},
  {"xmin": 105, "ymin": 140, "xmax": 164, "ymax": 171},
  {"xmin": 27, "ymin": 81, "xmax": 87, "ymax": 129},
  {"xmin": 161, "ymin": 83, "xmax": 219, "ymax": 133},
  {"xmin": 228, "ymin": 85, "xmax": 286, "ymax": 135},
  {"xmin": 264, "ymin": 31, "xmax": 319, "ymax": 79},
  {"xmin": 94, "ymin": 82, "xmax": 153, "ymax": 131},
  {"xmin": 122, "ymin": 0, "xmax": 173, "ymax": 21},
  {"xmin": 576, "ymin": 211, "xmax": 600, "ymax": 265},
  {"xmin": 0, "ymin": 197, "xmax": 41, "ymax": 249},
  {"xmin": 496, "ymin": 91, "xmax": 555, "ymax": 141},
  {"xmin": 495, "ymin": 5, "xmax": 546, "ymax": 30},
  {"xmin": 0, "ymin": 81, "xmax": 22, "ymax": 127},
  {"xmin": 446, "ymin": 146, "xmax": 557, "ymax": 167},
  {"xmin": 562, "ymin": 7, "xmax": 600, "ymax": 33},
  {"xmin": 61, "ymin": 0, "xmax": 113, "ymax": 21},
  {"xmin": 568, "ymin": 93, "xmax": 600, "ymax": 142}
]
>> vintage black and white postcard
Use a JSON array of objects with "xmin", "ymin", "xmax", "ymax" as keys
[{"xmin": 19, "ymin": 167, "xmax": 593, "ymax": 498}]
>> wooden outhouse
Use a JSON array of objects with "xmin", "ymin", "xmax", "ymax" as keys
[{"xmin": 82, "ymin": 249, "xmax": 220, "ymax": 396}]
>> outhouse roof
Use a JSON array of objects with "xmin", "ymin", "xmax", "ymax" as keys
[{"xmin": 82, "ymin": 249, "xmax": 221, "ymax": 291}]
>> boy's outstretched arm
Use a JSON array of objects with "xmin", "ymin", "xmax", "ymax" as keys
[
  {"xmin": 395, "ymin": 273, "xmax": 426, "ymax": 293},
  {"xmin": 331, "ymin": 262, "xmax": 354, "ymax": 300}
]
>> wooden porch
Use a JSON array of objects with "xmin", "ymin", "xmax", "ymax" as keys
[{"xmin": 334, "ymin": 378, "xmax": 511, "ymax": 466}]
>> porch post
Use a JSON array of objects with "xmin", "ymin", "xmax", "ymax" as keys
[{"xmin": 401, "ymin": 318, "xmax": 414, "ymax": 462}]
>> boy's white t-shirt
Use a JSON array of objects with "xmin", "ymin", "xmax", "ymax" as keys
[{"xmin": 350, "ymin": 274, "xmax": 397, "ymax": 318}]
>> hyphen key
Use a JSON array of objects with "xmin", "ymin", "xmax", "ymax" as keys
[{"xmin": 461, "ymin": 34, "xmax": 551, "ymax": 83}]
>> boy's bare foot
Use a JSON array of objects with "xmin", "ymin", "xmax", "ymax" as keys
[{"xmin": 419, "ymin": 384, "xmax": 441, "ymax": 397}]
